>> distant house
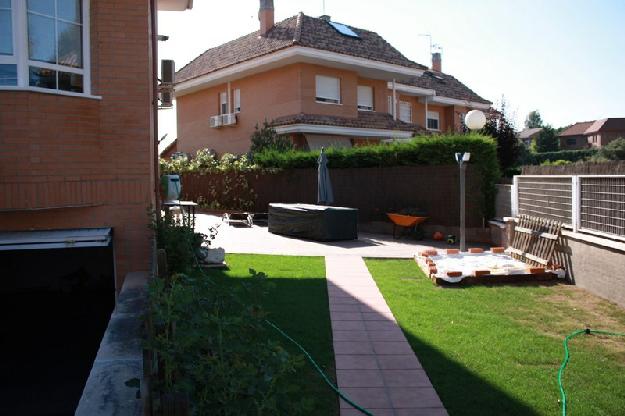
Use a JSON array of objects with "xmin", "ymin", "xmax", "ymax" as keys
[
  {"xmin": 559, "ymin": 118, "xmax": 625, "ymax": 150},
  {"xmin": 517, "ymin": 127, "xmax": 543, "ymax": 146},
  {"xmin": 174, "ymin": 0, "xmax": 491, "ymax": 155},
  {"xmin": 558, "ymin": 121, "xmax": 594, "ymax": 150},
  {"xmin": 585, "ymin": 119, "xmax": 625, "ymax": 148}
]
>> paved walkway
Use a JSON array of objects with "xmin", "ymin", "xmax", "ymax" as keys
[{"xmin": 326, "ymin": 255, "xmax": 447, "ymax": 416}]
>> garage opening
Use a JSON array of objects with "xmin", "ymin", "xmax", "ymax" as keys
[{"xmin": 0, "ymin": 229, "xmax": 115, "ymax": 416}]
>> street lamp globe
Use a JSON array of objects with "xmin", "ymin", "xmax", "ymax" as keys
[{"xmin": 464, "ymin": 110, "xmax": 486, "ymax": 130}]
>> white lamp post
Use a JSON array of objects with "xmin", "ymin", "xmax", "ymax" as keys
[{"xmin": 457, "ymin": 110, "xmax": 486, "ymax": 252}]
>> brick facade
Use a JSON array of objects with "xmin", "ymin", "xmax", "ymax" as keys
[
  {"xmin": 0, "ymin": 0, "xmax": 157, "ymax": 289},
  {"xmin": 176, "ymin": 62, "xmax": 472, "ymax": 155}
]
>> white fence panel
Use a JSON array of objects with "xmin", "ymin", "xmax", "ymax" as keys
[{"xmin": 513, "ymin": 175, "xmax": 625, "ymax": 240}]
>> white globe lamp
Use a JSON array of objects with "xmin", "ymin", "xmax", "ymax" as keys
[{"xmin": 464, "ymin": 110, "xmax": 486, "ymax": 130}]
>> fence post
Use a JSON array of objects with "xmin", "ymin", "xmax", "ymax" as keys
[
  {"xmin": 511, "ymin": 175, "xmax": 519, "ymax": 217},
  {"xmin": 571, "ymin": 176, "xmax": 580, "ymax": 233}
]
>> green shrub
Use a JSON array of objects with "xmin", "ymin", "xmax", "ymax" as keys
[
  {"xmin": 593, "ymin": 137, "xmax": 625, "ymax": 161},
  {"xmin": 250, "ymin": 121, "xmax": 294, "ymax": 154},
  {"xmin": 255, "ymin": 133, "xmax": 500, "ymax": 219},
  {"xmin": 540, "ymin": 159, "xmax": 572, "ymax": 166},
  {"xmin": 519, "ymin": 148, "xmax": 598, "ymax": 165},
  {"xmin": 160, "ymin": 149, "xmax": 257, "ymax": 175},
  {"xmin": 147, "ymin": 215, "xmax": 311, "ymax": 415}
]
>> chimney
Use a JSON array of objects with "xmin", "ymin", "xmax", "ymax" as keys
[
  {"xmin": 431, "ymin": 52, "xmax": 442, "ymax": 72},
  {"xmin": 259, "ymin": 0, "xmax": 275, "ymax": 37}
]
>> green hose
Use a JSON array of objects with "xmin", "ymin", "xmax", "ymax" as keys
[
  {"xmin": 558, "ymin": 328, "xmax": 625, "ymax": 416},
  {"xmin": 187, "ymin": 240, "xmax": 374, "ymax": 415},
  {"xmin": 266, "ymin": 319, "xmax": 375, "ymax": 416}
]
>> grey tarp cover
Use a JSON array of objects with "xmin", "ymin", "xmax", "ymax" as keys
[{"xmin": 268, "ymin": 203, "xmax": 357, "ymax": 241}]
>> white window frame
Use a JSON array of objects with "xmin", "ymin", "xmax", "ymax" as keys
[
  {"xmin": 387, "ymin": 95, "xmax": 393, "ymax": 115},
  {"xmin": 427, "ymin": 110, "xmax": 440, "ymax": 131},
  {"xmin": 357, "ymin": 85, "xmax": 373, "ymax": 111},
  {"xmin": 233, "ymin": 88, "xmax": 240, "ymax": 113},
  {"xmin": 0, "ymin": 0, "xmax": 94, "ymax": 97},
  {"xmin": 315, "ymin": 74, "xmax": 341, "ymax": 105},
  {"xmin": 219, "ymin": 91, "xmax": 228, "ymax": 114},
  {"xmin": 399, "ymin": 101, "xmax": 412, "ymax": 123}
]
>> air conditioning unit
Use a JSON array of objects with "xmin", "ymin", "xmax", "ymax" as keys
[
  {"xmin": 209, "ymin": 115, "xmax": 222, "ymax": 128},
  {"xmin": 222, "ymin": 113, "xmax": 237, "ymax": 126},
  {"xmin": 160, "ymin": 89, "xmax": 173, "ymax": 108},
  {"xmin": 161, "ymin": 59, "xmax": 175, "ymax": 84}
]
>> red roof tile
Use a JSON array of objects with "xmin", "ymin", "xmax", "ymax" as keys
[
  {"xmin": 271, "ymin": 112, "xmax": 424, "ymax": 133},
  {"xmin": 176, "ymin": 13, "xmax": 426, "ymax": 84}
]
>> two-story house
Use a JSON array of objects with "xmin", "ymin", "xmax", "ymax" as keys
[{"xmin": 173, "ymin": 0, "xmax": 491, "ymax": 155}]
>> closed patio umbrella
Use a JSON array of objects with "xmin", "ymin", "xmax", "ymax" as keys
[{"xmin": 317, "ymin": 147, "xmax": 334, "ymax": 205}]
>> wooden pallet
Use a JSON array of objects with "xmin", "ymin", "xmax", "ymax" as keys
[{"xmin": 508, "ymin": 215, "xmax": 562, "ymax": 268}]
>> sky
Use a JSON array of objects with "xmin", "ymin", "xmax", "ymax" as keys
[{"xmin": 157, "ymin": 0, "xmax": 625, "ymax": 143}]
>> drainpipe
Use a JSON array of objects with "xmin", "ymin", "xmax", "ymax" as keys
[
  {"xmin": 392, "ymin": 79, "xmax": 397, "ymax": 120},
  {"xmin": 150, "ymin": 0, "xmax": 160, "ymax": 210}
]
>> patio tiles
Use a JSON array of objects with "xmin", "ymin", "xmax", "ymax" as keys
[{"xmin": 326, "ymin": 255, "xmax": 447, "ymax": 416}]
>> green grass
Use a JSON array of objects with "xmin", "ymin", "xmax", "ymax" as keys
[
  {"xmin": 365, "ymin": 259, "xmax": 625, "ymax": 416},
  {"xmin": 205, "ymin": 254, "xmax": 338, "ymax": 415}
]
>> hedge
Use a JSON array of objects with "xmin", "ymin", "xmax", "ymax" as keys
[
  {"xmin": 254, "ymin": 134, "xmax": 500, "ymax": 219},
  {"xmin": 520, "ymin": 148, "xmax": 598, "ymax": 165}
]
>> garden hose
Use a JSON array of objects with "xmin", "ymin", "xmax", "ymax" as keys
[
  {"xmin": 265, "ymin": 319, "xmax": 375, "ymax": 416},
  {"xmin": 558, "ymin": 328, "xmax": 625, "ymax": 416},
  {"xmin": 185, "ymin": 239, "xmax": 374, "ymax": 415}
]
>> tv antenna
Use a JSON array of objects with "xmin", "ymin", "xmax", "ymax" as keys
[
  {"xmin": 322, "ymin": 0, "xmax": 326, "ymax": 15},
  {"xmin": 418, "ymin": 34, "xmax": 442, "ymax": 54}
]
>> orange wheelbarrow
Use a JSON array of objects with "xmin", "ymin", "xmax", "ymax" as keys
[{"xmin": 386, "ymin": 213, "xmax": 428, "ymax": 239}]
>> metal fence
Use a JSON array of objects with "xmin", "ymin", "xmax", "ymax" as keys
[{"xmin": 512, "ymin": 175, "xmax": 625, "ymax": 239}]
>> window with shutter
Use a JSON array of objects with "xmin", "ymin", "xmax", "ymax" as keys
[
  {"xmin": 234, "ymin": 88, "xmax": 241, "ymax": 113},
  {"xmin": 315, "ymin": 75, "xmax": 341, "ymax": 104},
  {"xmin": 357, "ymin": 85, "xmax": 373, "ymax": 111},
  {"xmin": 427, "ymin": 111, "xmax": 440, "ymax": 130},
  {"xmin": 399, "ymin": 101, "xmax": 412, "ymax": 123},
  {"xmin": 220, "ymin": 92, "xmax": 227, "ymax": 114}
]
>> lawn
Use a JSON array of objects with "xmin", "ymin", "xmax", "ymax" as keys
[
  {"xmin": 206, "ymin": 254, "xmax": 338, "ymax": 415},
  {"xmin": 365, "ymin": 258, "xmax": 625, "ymax": 416}
]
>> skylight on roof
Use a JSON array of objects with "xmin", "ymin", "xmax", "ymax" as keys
[{"xmin": 328, "ymin": 21, "xmax": 359, "ymax": 38}]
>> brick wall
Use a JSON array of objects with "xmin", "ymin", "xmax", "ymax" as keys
[{"xmin": 0, "ymin": 0, "xmax": 156, "ymax": 289}]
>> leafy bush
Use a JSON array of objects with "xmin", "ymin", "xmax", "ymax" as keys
[
  {"xmin": 255, "ymin": 133, "xmax": 500, "ymax": 219},
  {"xmin": 519, "ymin": 148, "xmax": 598, "ymax": 165},
  {"xmin": 160, "ymin": 149, "xmax": 257, "ymax": 175},
  {"xmin": 147, "ymin": 215, "xmax": 311, "ymax": 415},
  {"xmin": 540, "ymin": 159, "xmax": 572, "ymax": 166},
  {"xmin": 250, "ymin": 121, "xmax": 294, "ymax": 154},
  {"xmin": 593, "ymin": 137, "xmax": 625, "ymax": 161}
]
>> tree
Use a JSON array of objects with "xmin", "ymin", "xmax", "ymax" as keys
[
  {"xmin": 525, "ymin": 110, "xmax": 544, "ymax": 129},
  {"xmin": 535, "ymin": 125, "xmax": 559, "ymax": 152},
  {"xmin": 482, "ymin": 99, "xmax": 523, "ymax": 173},
  {"xmin": 525, "ymin": 110, "xmax": 543, "ymax": 129},
  {"xmin": 249, "ymin": 120, "xmax": 293, "ymax": 154}
]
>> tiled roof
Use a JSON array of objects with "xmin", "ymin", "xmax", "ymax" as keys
[
  {"xmin": 517, "ymin": 127, "xmax": 543, "ymax": 139},
  {"xmin": 403, "ymin": 71, "xmax": 491, "ymax": 104},
  {"xmin": 559, "ymin": 121, "xmax": 595, "ymax": 137},
  {"xmin": 585, "ymin": 118, "xmax": 625, "ymax": 134},
  {"xmin": 176, "ymin": 13, "xmax": 427, "ymax": 84},
  {"xmin": 271, "ymin": 112, "xmax": 424, "ymax": 133}
]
